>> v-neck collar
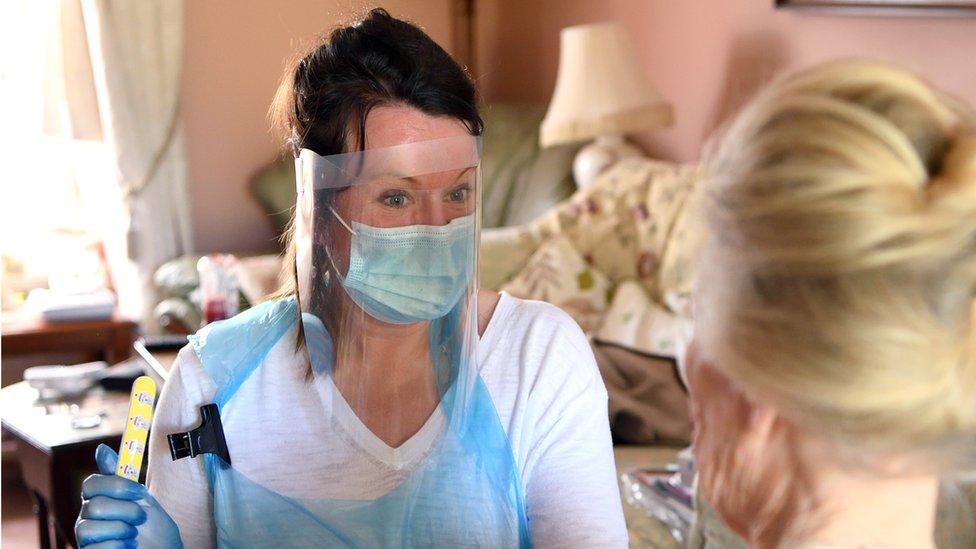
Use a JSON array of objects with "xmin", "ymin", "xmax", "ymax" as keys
[
  {"xmin": 313, "ymin": 373, "xmax": 445, "ymax": 470},
  {"xmin": 303, "ymin": 292, "xmax": 516, "ymax": 469}
]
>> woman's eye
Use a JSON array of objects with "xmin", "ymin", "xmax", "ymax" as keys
[
  {"xmin": 447, "ymin": 186, "xmax": 469, "ymax": 202},
  {"xmin": 382, "ymin": 193, "xmax": 408, "ymax": 208}
]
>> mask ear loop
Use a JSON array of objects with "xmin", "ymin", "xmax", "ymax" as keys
[
  {"xmin": 322, "ymin": 204, "xmax": 356, "ymax": 283},
  {"xmin": 328, "ymin": 205, "xmax": 356, "ymax": 236}
]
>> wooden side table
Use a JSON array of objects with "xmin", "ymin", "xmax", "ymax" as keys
[
  {"xmin": 0, "ymin": 383, "xmax": 132, "ymax": 549},
  {"xmin": 1, "ymin": 316, "xmax": 139, "ymax": 548},
  {"xmin": 0, "ymin": 341, "xmax": 182, "ymax": 548},
  {"xmin": 1, "ymin": 314, "xmax": 138, "ymax": 386},
  {"xmin": 1, "ymin": 313, "xmax": 138, "ymax": 360}
]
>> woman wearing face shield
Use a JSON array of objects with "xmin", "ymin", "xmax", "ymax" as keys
[{"xmin": 74, "ymin": 9, "xmax": 627, "ymax": 548}]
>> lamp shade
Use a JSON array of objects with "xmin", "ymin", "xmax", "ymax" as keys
[{"xmin": 540, "ymin": 22, "xmax": 673, "ymax": 147}]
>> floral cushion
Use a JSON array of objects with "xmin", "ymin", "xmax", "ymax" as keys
[
  {"xmin": 500, "ymin": 235, "xmax": 612, "ymax": 334},
  {"xmin": 596, "ymin": 281, "xmax": 694, "ymax": 376},
  {"xmin": 481, "ymin": 155, "xmax": 704, "ymax": 365},
  {"xmin": 527, "ymin": 157, "xmax": 703, "ymax": 304}
]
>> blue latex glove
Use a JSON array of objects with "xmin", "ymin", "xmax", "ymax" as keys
[{"xmin": 76, "ymin": 444, "xmax": 183, "ymax": 549}]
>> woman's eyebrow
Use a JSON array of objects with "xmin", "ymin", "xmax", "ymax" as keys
[
  {"xmin": 453, "ymin": 167, "xmax": 474, "ymax": 182},
  {"xmin": 373, "ymin": 166, "xmax": 475, "ymax": 186},
  {"xmin": 443, "ymin": 167, "xmax": 475, "ymax": 187}
]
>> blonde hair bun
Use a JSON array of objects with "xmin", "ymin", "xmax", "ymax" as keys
[{"xmin": 697, "ymin": 59, "xmax": 976, "ymax": 462}]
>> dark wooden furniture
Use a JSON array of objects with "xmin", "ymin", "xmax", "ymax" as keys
[
  {"xmin": 2, "ymin": 314, "xmax": 137, "ymax": 372},
  {"xmin": 1, "ymin": 313, "xmax": 139, "ymax": 548},
  {"xmin": 0, "ymin": 337, "xmax": 179, "ymax": 549},
  {"xmin": 1, "ymin": 383, "xmax": 132, "ymax": 548}
]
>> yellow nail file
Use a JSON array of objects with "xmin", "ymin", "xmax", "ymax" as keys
[{"xmin": 116, "ymin": 376, "xmax": 157, "ymax": 481}]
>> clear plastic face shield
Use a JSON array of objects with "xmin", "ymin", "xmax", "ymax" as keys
[
  {"xmin": 295, "ymin": 135, "xmax": 480, "ymax": 327},
  {"xmin": 294, "ymin": 135, "xmax": 481, "ymax": 416}
]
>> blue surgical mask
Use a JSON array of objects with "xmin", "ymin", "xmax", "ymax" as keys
[{"xmin": 328, "ymin": 210, "xmax": 475, "ymax": 324}]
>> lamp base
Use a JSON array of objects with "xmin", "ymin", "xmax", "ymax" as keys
[{"xmin": 573, "ymin": 134, "xmax": 644, "ymax": 188}]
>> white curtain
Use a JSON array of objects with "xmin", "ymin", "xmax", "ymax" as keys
[{"xmin": 54, "ymin": 0, "xmax": 193, "ymax": 328}]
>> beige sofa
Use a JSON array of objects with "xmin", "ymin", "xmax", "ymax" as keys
[{"xmin": 481, "ymin": 156, "xmax": 703, "ymax": 445}]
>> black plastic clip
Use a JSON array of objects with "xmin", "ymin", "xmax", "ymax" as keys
[{"xmin": 167, "ymin": 404, "xmax": 231, "ymax": 466}]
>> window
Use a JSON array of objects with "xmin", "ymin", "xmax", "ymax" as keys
[{"xmin": 1, "ymin": 1, "xmax": 114, "ymax": 311}]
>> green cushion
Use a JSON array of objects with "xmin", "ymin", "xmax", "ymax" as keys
[
  {"xmin": 249, "ymin": 156, "xmax": 296, "ymax": 238},
  {"xmin": 480, "ymin": 103, "xmax": 580, "ymax": 228}
]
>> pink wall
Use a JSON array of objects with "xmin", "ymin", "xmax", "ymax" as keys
[
  {"xmin": 475, "ymin": 0, "xmax": 976, "ymax": 163},
  {"xmin": 182, "ymin": 1, "xmax": 975, "ymax": 252},
  {"xmin": 182, "ymin": 1, "xmax": 453, "ymax": 253}
]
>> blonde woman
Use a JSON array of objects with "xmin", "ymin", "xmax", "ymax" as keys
[{"xmin": 687, "ymin": 60, "xmax": 976, "ymax": 548}]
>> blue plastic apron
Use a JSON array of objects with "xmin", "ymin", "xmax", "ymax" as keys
[{"xmin": 188, "ymin": 297, "xmax": 531, "ymax": 547}]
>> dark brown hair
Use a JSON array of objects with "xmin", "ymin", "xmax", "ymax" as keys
[
  {"xmin": 270, "ymin": 7, "xmax": 483, "ymax": 158},
  {"xmin": 268, "ymin": 8, "xmax": 482, "ymax": 367}
]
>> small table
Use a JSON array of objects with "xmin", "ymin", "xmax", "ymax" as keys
[
  {"xmin": 1, "ymin": 314, "xmax": 137, "ymax": 385},
  {"xmin": 0, "ymin": 337, "xmax": 182, "ymax": 549},
  {"xmin": 2, "ymin": 314, "xmax": 137, "ymax": 361},
  {"xmin": 0, "ymin": 383, "xmax": 132, "ymax": 549}
]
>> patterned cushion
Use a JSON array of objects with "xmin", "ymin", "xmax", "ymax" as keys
[
  {"xmin": 527, "ymin": 157, "xmax": 704, "ymax": 304},
  {"xmin": 500, "ymin": 235, "xmax": 612, "ymax": 334},
  {"xmin": 596, "ymin": 281, "xmax": 693, "ymax": 373}
]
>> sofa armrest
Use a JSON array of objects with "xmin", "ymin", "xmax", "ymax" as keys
[
  {"xmin": 152, "ymin": 297, "xmax": 201, "ymax": 334},
  {"xmin": 479, "ymin": 225, "xmax": 538, "ymax": 291}
]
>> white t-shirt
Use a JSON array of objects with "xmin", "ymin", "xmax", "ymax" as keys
[{"xmin": 146, "ymin": 292, "xmax": 628, "ymax": 547}]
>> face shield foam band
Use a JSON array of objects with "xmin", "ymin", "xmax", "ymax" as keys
[{"xmin": 295, "ymin": 135, "xmax": 482, "ymax": 193}]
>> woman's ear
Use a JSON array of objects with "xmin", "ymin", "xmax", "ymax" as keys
[
  {"xmin": 689, "ymin": 352, "xmax": 808, "ymax": 547},
  {"xmin": 741, "ymin": 398, "xmax": 785, "ymax": 457},
  {"xmin": 688, "ymin": 342, "xmax": 787, "ymax": 457},
  {"xmin": 681, "ymin": 340, "xmax": 700, "ymax": 390},
  {"xmin": 684, "ymin": 341, "xmax": 736, "ymax": 410}
]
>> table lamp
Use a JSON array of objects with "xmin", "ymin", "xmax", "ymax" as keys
[{"xmin": 540, "ymin": 22, "xmax": 673, "ymax": 187}]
